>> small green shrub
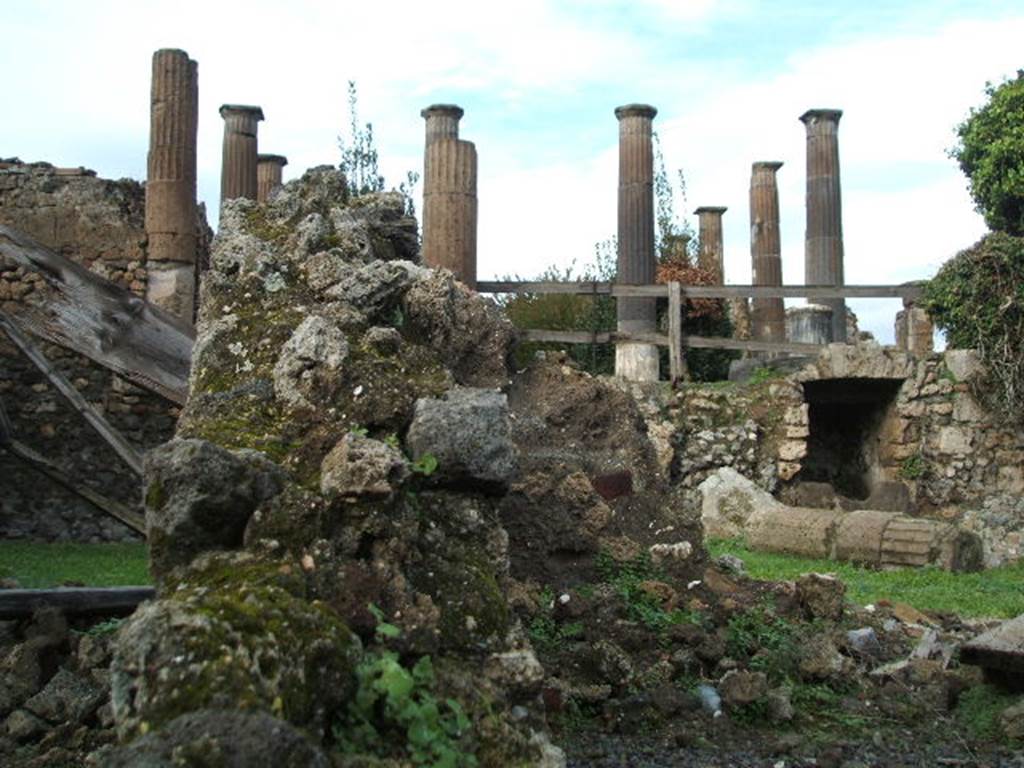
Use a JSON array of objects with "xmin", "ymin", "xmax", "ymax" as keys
[
  {"xmin": 899, "ymin": 454, "xmax": 926, "ymax": 480},
  {"xmin": 595, "ymin": 550, "xmax": 701, "ymax": 635},
  {"xmin": 335, "ymin": 606, "xmax": 477, "ymax": 766},
  {"xmin": 410, "ymin": 452, "xmax": 439, "ymax": 477},
  {"xmin": 335, "ymin": 652, "xmax": 476, "ymax": 767},
  {"xmin": 725, "ymin": 602, "xmax": 801, "ymax": 683}
]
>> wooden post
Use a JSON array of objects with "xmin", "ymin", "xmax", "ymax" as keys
[
  {"xmin": 0, "ymin": 587, "xmax": 155, "ymax": 619},
  {"xmin": 668, "ymin": 281, "xmax": 684, "ymax": 383}
]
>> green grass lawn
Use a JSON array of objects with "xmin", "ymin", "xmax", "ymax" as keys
[
  {"xmin": 0, "ymin": 541, "xmax": 150, "ymax": 587},
  {"xmin": 1, "ymin": 538, "xmax": 1022, "ymax": 620},
  {"xmin": 708, "ymin": 539, "xmax": 1024, "ymax": 619}
]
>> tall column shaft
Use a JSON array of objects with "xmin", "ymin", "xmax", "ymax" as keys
[
  {"xmin": 801, "ymin": 108, "xmax": 846, "ymax": 342},
  {"xmin": 421, "ymin": 104, "xmax": 477, "ymax": 288},
  {"xmin": 750, "ymin": 162, "xmax": 786, "ymax": 344},
  {"xmin": 615, "ymin": 104, "xmax": 658, "ymax": 382},
  {"xmin": 220, "ymin": 104, "xmax": 264, "ymax": 204},
  {"xmin": 695, "ymin": 206, "xmax": 727, "ymax": 284},
  {"xmin": 145, "ymin": 48, "xmax": 198, "ymax": 323},
  {"xmin": 257, "ymin": 154, "xmax": 288, "ymax": 203}
]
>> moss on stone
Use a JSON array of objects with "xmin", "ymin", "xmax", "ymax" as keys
[
  {"xmin": 144, "ymin": 479, "xmax": 166, "ymax": 512},
  {"xmin": 242, "ymin": 207, "xmax": 293, "ymax": 246},
  {"xmin": 124, "ymin": 567, "xmax": 360, "ymax": 741},
  {"xmin": 418, "ymin": 546, "xmax": 510, "ymax": 652}
]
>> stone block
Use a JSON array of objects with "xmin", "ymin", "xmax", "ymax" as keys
[
  {"xmin": 778, "ymin": 440, "xmax": 807, "ymax": 462},
  {"xmin": 944, "ymin": 349, "xmax": 984, "ymax": 382},
  {"xmin": 796, "ymin": 572, "xmax": 846, "ymax": 620},
  {"xmin": 937, "ymin": 426, "xmax": 972, "ymax": 455},
  {"xmin": 952, "ymin": 393, "xmax": 986, "ymax": 423},
  {"xmin": 406, "ymin": 387, "xmax": 515, "ymax": 493}
]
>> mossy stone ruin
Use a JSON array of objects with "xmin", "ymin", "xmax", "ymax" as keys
[{"xmin": 111, "ymin": 167, "xmax": 560, "ymax": 765}]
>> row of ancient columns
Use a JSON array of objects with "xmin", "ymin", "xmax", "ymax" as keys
[{"xmin": 143, "ymin": 49, "xmax": 287, "ymax": 326}]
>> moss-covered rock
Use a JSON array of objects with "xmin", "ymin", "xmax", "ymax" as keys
[{"xmin": 111, "ymin": 553, "xmax": 360, "ymax": 742}]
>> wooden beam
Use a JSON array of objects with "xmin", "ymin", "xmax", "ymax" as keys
[
  {"xmin": 668, "ymin": 281, "xmax": 683, "ymax": 383},
  {"xmin": 0, "ymin": 224, "xmax": 193, "ymax": 404},
  {"xmin": 517, "ymin": 329, "xmax": 670, "ymax": 346},
  {"xmin": 476, "ymin": 280, "xmax": 924, "ymax": 301},
  {"xmin": 1, "ymin": 313, "xmax": 143, "ymax": 475},
  {"xmin": 0, "ymin": 397, "xmax": 146, "ymax": 534},
  {"xmin": 0, "ymin": 587, "xmax": 155, "ymax": 620},
  {"xmin": 680, "ymin": 335, "xmax": 824, "ymax": 355},
  {"xmin": 678, "ymin": 284, "xmax": 924, "ymax": 300}
]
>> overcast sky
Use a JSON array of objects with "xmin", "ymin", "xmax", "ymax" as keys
[{"xmin": 3, "ymin": 0, "xmax": 1022, "ymax": 342}]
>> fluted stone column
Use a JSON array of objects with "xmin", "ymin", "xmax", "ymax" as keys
[
  {"xmin": 694, "ymin": 206, "xmax": 727, "ymax": 284},
  {"xmin": 750, "ymin": 162, "xmax": 786, "ymax": 344},
  {"xmin": 220, "ymin": 104, "xmax": 264, "ymax": 204},
  {"xmin": 801, "ymin": 108, "xmax": 846, "ymax": 342},
  {"xmin": 145, "ymin": 48, "xmax": 198, "ymax": 323},
  {"xmin": 421, "ymin": 104, "xmax": 478, "ymax": 288},
  {"xmin": 615, "ymin": 104, "xmax": 659, "ymax": 382},
  {"xmin": 256, "ymin": 154, "xmax": 287, "ymax": 202}
]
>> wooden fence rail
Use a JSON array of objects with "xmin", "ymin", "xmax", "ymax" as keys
[
  {"xmin": 477, "ymin": 280, "xmax": 924, "ymax": 301},
  {"xmin": 477, "ymin": 279, "xmax": 924, "ymax": 381}
]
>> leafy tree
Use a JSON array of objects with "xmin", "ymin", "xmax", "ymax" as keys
[
  {"xmin": 924, "ymin": 232, "xmax": 1024, "ymax": 423},
  {"xmin": 951, "ymin": 71, "xmax": 1024, "ymax": 235}
]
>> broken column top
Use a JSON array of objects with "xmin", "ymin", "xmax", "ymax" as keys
[
  {"xmin": 421, "ymin": 104, "xmax": 464, "ymax": 120},
  {"xmin": 421, "ymin": 104, "xmax": 464, "ymax": 142},
  {"xmin": 752, "ymin": 161, "xmax": 784, "ymax": 172},
  {"xmin": 694, "ymin": 206, "xmax": 728, "ymax": 215},
  {"xmin": 257, "ymin": 154, "xmax": 288, "ymax": 166},
  {"xmin": 800, "ymin": 108, "xmax": 843, "ymax": 125},
  {"xmin": 219, "ymin": 104, "xmax": 265, "ymax": 120},
  {"xmin": 154, "ymin": 47, "xmax": 191, "ymax": 58},
  {"xmin": 615, "ymin": 104, "xmax": 657, "ymax": 120}
]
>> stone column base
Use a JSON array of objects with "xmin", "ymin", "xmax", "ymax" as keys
[{"xmin": 615, "ymin": 343, "xmax": 660, "ymax": 382}]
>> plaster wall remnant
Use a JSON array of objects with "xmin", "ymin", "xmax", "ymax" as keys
[
  {"xmin": 219, "ymin": 104, "xmax": 264, "ymax": 204},
  {"xmin": 145, "ymin": 49, "xmax": 198, "ymax": 323},
  {"xmin": 256, "ymin": 154, "xmax": 287, "ymax": 203},
  {"xmin": 787, "ymin": 304, "xmax": 833, "ymax": 345},
  {"xmin": 801, "ymin": 108, "xmax": 846, "ymax": 343},
  {"xmin": 749, "ymin": 162, "xmax": 786, "ymax": 344},
  {"xmin": 694, "ymin": 206, "xmax": 727, "ymax": 284},
  {"xmin": 614, "ymin": 103, "xmax": 659, "ymax": 381},
  {"xmin": 420, "ymin": 104, "xmax": 478, "ymax": 288}
]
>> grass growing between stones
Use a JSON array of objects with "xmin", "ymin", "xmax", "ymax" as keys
[
  {"xmin": 0, "ymin": 541, "xmax": 150, "ymax": 587},
  {"xmin": 708, "ymin": 539, "xmax": 1024, "ymax": 619}
]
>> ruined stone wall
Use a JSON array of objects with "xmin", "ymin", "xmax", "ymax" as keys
[
  {"xmin": 0, "ymin": 159, "xmax": 190, "ymax": 541},
  {"xmin": 668, "ymin": 343, "xmax": 1024, "ymax": 566}
]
